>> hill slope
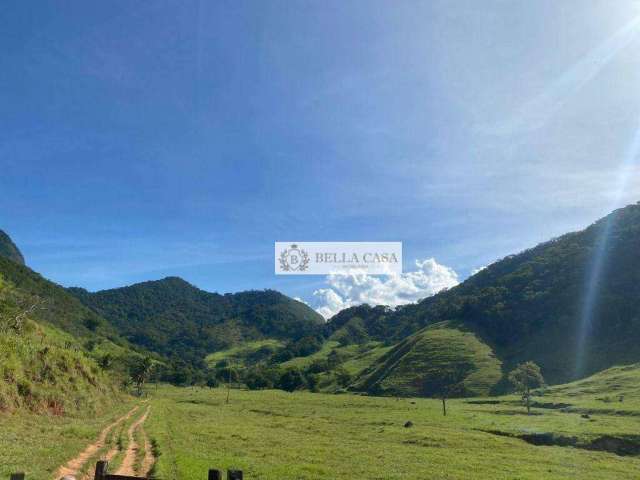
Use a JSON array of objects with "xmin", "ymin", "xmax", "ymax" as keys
[
  {"xmin": 70, "ymin": 277, "xmax": 325, "ymax": 366},
  {"xmin": 0, "ymin": 231, "xmax": 144, "ymax": 413},
  {"xmin": 354, "ymin": 322, "xmax": 502, "ymax": 397},
  {"xmin": 0, "ymin": 256, "xmax": 125, "ymax": 342},
  {"xmin": 0, "ymin": 267, "xmax": 122, "ymax": 413},
  {"xmin": 333, "ymin": 203, "xmax": 640, "ymax": 393}
]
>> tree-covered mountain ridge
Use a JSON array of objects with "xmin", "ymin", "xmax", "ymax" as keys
[
  {"xmin": 3, "ymin": 202, "xmax": 640, "ymax": 401},
  {"xmin": 69, "ymin": 276, "xmax": 325, "ymax": 368},
  {"xmin": 324, "ymin": 202, "xmax": 640, "ymax": 394}
]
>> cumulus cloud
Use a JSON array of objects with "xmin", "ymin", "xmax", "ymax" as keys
[{"xmin": 311, "ymin": 258, "xmax": 459, "ymax": 319}]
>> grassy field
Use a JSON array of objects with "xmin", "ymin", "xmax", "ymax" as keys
[
  {"xmin": 3, "ymin": 364, "xmax": 640, "ymax": 479},
  {"xmin": 145, "ymin": 369, "xmax": 640, "ymax": 480}
]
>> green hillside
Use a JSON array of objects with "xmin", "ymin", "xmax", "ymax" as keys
[
  {"xmin": 205, "ymin": 339, "xmax": 285, "ymax": 367},
  {"xmin": 0, "ymin": 256, "xmax": 125, "ymax": 342},
  {"xmin": 5, "ymin": 203, "xmax": 640, "ymax": 404},
  {"xmin": 0, "ymin": 231, "xmax": 145, "ymax": 414},
  {"xmin": 330, "ymin": 203, "xmax": 640, "ymax": 388},
  {"xmin": 354, "ymin": 322, "xmax": 502, "ymax": 397},
  {"xmin": 325, "ymin": 304, "xmax": 397, "ymax": 344},
  {"xmin": 0, "ymin": 229, "xmax": 24, "ymax": 265},
  {"xmin": 70, "ymin": 277, "xmax": 325, "ymax": 367},
  {"xmin": 0, "ymin": 270, "xmax": 121, "ymax": 414},
  {"xmin": 545, "ymin": 363, "xmax": 640, "ymax": 407}
]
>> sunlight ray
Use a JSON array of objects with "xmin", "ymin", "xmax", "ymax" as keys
[
  {"xmin": 493, "ymin": 16, "xmax": 640, "ymax": 135},
  {"xmin": 574, "ymin": 112, "xmax": 640, "ymax": 376}
]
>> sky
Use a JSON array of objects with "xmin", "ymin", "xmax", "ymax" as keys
[{"xmin": 2, "ymin": 0, "xmax": 640, "ymax": 317}]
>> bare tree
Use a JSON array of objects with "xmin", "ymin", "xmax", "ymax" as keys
[{"xmin": 0, "ymin": 294, "xmax": 47, "ymax": 333}]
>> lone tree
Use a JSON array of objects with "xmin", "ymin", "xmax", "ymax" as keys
[
  {"xmin": 424, "ymin": 362, "xmax": 474, "ymax": 416},
  {"xmin": 130, "ymin": 356, "xmax": 154, "ymax": 396},
  {"xmin": 508, "ymin": 361, "xmax": 545, "ymax": 415}
]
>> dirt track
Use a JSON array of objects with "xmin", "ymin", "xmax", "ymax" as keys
[
  {"xmin": 115, "ymin": 406, "xmax": 151, "ymax": 476},
  {"xmin": 54, "ymin": 404, "xmax": 155, "ymax": 479}
]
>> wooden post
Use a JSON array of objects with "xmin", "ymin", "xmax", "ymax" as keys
[
  {"xmin": 10, "ymin": 474, "xmax": 25, "ymax": 480},
  {"xmin": 94, "ymin": 460, "xmax": 108, "ymax": 480},
  {"xmin": 227, "ymin": 470, "xmax": 243, "ymax": 480},
  {"xmin": 208, "ymin": 469, "xmax": 222, "ymax": 480}
]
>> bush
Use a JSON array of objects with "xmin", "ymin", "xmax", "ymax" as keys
[
  {"xmin": 334, "ymin": 367, "xmax": 352, "ymax": 387},
  {"xmin": 277, "ymin": 368, "xmax": 307, "ymax": 392},
  {"xmin": 305, "ymin": 373, "xmax": 320, "ymax": 392},
  {"xmin": 271, "ymin": 336, "xmax": 324, "ymax": 363},
  {"xmin": 306, "ymin": 360, "xmax": 329, "ymax": 374},
  {"xmin": 244, "ymin": 369, "xmax": 274, "ymax": 390},
  {"xmin": 206, "ymin": 376, "xmax": 218, "ymax": 388}
]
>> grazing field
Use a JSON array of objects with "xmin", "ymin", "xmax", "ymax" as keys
[
  {"xmin": 0, "ymin": 400, "xmax": 137, "ymax": 479},
  {"xmin": 3, "ymin": 365, "xmax": 640, "ymax": 479},
  {"xmin": 145, "ymin": 370, "xmax": 640, "ymax": 480}
]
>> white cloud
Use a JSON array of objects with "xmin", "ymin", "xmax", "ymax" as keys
[
  {"xmin": 311, "ymin": 258, "xmax": 459, "ymax": 319},
  {"xmin": 470, "ymin": 265, "xmax": 487, "ymax": 276}
]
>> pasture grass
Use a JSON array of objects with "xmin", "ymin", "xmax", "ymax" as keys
[{"xmin": 146, "ymin": 380, "xmax": 640, "ymax": 480}]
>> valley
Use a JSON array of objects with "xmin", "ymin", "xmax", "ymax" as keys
[{"xmin": 2, "ymin": 205, "xmax": 640, "ymax": 478}]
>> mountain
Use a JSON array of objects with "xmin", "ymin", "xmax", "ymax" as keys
[
  {"xmin": 327, "ymin": 202, "xmax": 640, "ymax": 395},
  {"xmin": 69, "ymin": 277, "xmax": 325, "ymax": 366},
  {"xmin": 0, "ymin": 229, "xmax": 24, "ymax": 265},
  {"xmin": 5, "ymin": 203, "xmax": 640, "ymax": 402}
]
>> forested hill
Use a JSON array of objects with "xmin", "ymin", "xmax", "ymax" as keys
[
  {"xmin": 330, "ymin": 202, "xmax": 640, "ymax": 387},
  {"xmin": 69, "ymin": 277, "xmax": 325, "ymax": 366},
  {"xmin": 0, "ymin": 229, "xmax": 24, "ymax": 265}
]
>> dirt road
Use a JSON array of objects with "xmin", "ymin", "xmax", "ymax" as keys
[{"xmin": 54, "ymin": 404, "xmax": 155, "ymax": 479}]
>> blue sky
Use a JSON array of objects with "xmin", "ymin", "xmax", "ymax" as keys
[{"xmin": 2, "ymin": 1, "xmax": 640, "ymax": 312}]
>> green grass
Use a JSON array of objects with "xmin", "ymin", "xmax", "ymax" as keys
[
  {"xmin": 146, "ymin": 371, "xmax": 640, "ymax": 480},
  {"xmin": 281, "ymin": 340, "xmax": 389, "ymax": 374},
  {"xmin": 0, "ymin": 270, "xmax": 133, "ymax": 415},
  {"xmin": 206, "ymin": 340, "xmax": 285, "ymax": 366},
  {"xmin": 546, "ymin": 363, "xmax": 640, "ymax": 406},
  {"xmin": 341, "ymin": 343, "xmax": 392, "ymax": 376},
  {"xmin": 355, "ymin": 322, "xmax": 503, "ymax": 396},
  {"xmin": 3, "ymin": 364, "xmax": 640, "ymax": 479},
  {"xmin": 0, "ymin": 321, "xmax": 120, "ymax": 414}
]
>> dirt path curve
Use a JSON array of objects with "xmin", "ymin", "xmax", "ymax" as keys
[
  {"xmin": 140, "ymin": 422, "xmax": 155, "ymax": 477},
  {"xmin": 55, "ymin": 405, "xmax": 140, "ymax": 480},
  {"xmin": 115, "ymin": 405, "xmax": 151, "ymax": 477}
]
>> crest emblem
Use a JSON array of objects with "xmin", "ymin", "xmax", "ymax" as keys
[{"xmin": 279, "ymin": 244, "xmax": 310, "ymax": 272}]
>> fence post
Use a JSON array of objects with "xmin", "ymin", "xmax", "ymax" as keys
[
  {"xmin": 10, "ymin": 474, "xmax": 25, "ymax": 480},
  {"xmin": 94, "ymin": 460, "xmax": 108, "ymax": 480},
  {"xmin": 208, "ymin": 470, "xmax": 222, "ymax": 480},
  {"xmin": 227, "ymin": 470, "xmax": 243, "ymax": 480}
]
